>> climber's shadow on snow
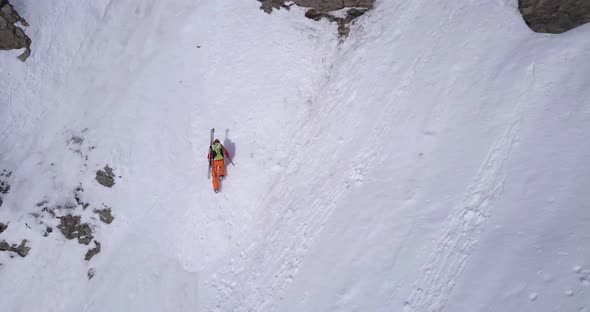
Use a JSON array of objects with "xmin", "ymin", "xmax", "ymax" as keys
[{"xmin": 223, "ymin": 128, "xmax": 236, "ymax": 166}]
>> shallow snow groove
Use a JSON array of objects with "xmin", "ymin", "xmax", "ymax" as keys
[
  {"xmin": 201, "ymin": 2, "xmax": 468, "ymax": 309},
  {"xmin": 403, "ymin": 117, "xmax": 522, "ymax": 312}
]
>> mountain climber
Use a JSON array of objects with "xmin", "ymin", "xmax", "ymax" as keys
[{"xmin": 208, "ymin": 139, "xmax": 231, "ymax": 193}]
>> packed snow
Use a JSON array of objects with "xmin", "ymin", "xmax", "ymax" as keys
[{"xmin": 0, "ymin": 0, "xmax": 589, "ymax": 311}]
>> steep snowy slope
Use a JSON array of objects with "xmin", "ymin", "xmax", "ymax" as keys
[
  {"xmin": 0, "ymin": 1, "xmax": 342, "ymax": 311},
  {"xmin": 0, "ymin": 0, "xmax": 589, "ymax": 312},
  {"xmin": 272, "ymin": 2, "xmax": 590, "ymax": 311}
]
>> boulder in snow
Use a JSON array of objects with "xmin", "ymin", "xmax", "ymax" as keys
[
  {"xmin": 0, "ymin": 170, "xmax": 11, "ymax": 208},
  {"xmin": 259, "ymin": 0, "xmax": 294, "ymax": 13},
  {"xmin": 94, "ymin": 206, "xmax": 114, "ymax": 224},
  {"xmin": 84, "ymin": 240, "xmax": 101, "ymax": 261},
  {"xmin": 13, "ymin": 239, "xmax": 29, "ymax": 257},
  {"xmin": 87, "ymin": 268, "xmax": 96, "ymax": 280},
  {"xmin": 519, "ymin": 0, "xmax": 590, "ymax": 33},
  {"xmin": 293, "ymin": 0, "xmax": 374, "ymax": 11},
  {"xmin": 0, "ymin": 0, "xmax": 31, "ymax": 61},
  {"xmin": 57, "ymin": 214, "xmax": 94, "ymax": 245},
  {"xmin": 258, "ymin": 0, "xmax": 374, "ymax": 37},
  {"xmin": 0, "ymin": 239, "xmax": 30, "ymax": 257},
  {"xmin": 96, "ymin": 165, "xmax": 115, "ymax": 188}
]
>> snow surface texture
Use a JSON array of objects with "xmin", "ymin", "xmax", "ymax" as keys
[{"xmin": 1, "ymin": 0, "xmax": 590, "ymax": 311}]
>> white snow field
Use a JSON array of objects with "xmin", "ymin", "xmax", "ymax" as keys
[{"xmin": 1, "ymin": 0, "xmax": 589, "ymax": 311}]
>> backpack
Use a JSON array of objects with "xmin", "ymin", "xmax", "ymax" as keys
[{"xmin": 210, "ymin": 144, "xmax": 225, "ymax": 160}]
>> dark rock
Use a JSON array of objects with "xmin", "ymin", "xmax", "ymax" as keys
[
  {"xmin": 0, "ymin": 170, "xmax": 11, "ymax": 208},
  {"xmin": 338, "ymin": 23, "xmax": 351, "ymax": 37},
  {"xmin": 67, "ymin": 135, "xmax": 84, "ymax": 145},
  {"xmin": 305, "ymin": 8, "xmax": 324, "ymax": 21},
  {"xmin": 261, "ymin": 0, "xmax": 373, "ymax": 37},
  {"xmin": 77, "ymin": 223, "xmax": 94, "ymax": 245},
  {"xmin": 0, "ymin": 0, "xmax": 27, "ymax": 25},
  {"xmin": 96, "ymin": 165, "xmax": 115, "ymax": 188},
  {"xmin": 0, "ymin": 180, "xmax": 9, "ymax": 194},
  {"xmin": 304, "ymin": 7, "xmax": 369, "ymax": 37},
  {"xmin": 57, "ymin": 214, "xmax": 94, "ymax": 245},
  {"xmin": 84, "ymin": 240, "xmax": 101, "ymax": 261},
  {"xmin": 0, "ymin": 222, "xmax": 6, "ymax": 234},
  {"xmin": 41, "ymin": 206, "xmax": 56, "ymax": 217},
  {"xmin": 293, "ymin": 0, "xmax": 374, "ymax": 11},
  {"xmin": 57, "ymin": 214, "xmax": 81, "ymax": 240},
  {"xmin": 43, "ymin": 226, "xmax": 52, "ymax": 237},
  {"xmin": 519, "ymin": 0, "xmax": 590, "ymax": 33},
  {"xmin": 260, "ymin": 0, "xmax": 374, "ymax": 12},
  {"xmin": 87, "ymin": 268, "xmax": 96, "ymax": 280},
  {"xmin": 74, "ymin": 187, "xmax": 89, "ymax": 209},
  {"xmin": 13, "ymin": 239, "xmax": 29, "ymax": 257},
  {"xmin": 346, "ymin": 7, "xmax": 367, "ymax": 19},
  {"xmin": 0, "ymin": 239, "xmax": 30, "ymax": 257},
  {"xmin": 0, "ymin": 170, "xmax": 12, "ymax": 178},
  {"xmin": 0, "ymin": 0, "xmax": 31, "ymax": 61},
  {"xmin": 94, "ymin": 207, "xmax": 114, "ymax": 224},
  {"xmin": 259, "ymin": 0, "xmax": 295, "ymax": 13}
]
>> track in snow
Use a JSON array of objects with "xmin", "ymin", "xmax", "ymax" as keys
[{"xmin": 403, "ymin": 116, "xmax": 522, "ymax": 312}]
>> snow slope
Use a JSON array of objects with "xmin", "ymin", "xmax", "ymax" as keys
[{"xmin": 1, "ymin": 0, "xmax": 589, "ymax": 311}]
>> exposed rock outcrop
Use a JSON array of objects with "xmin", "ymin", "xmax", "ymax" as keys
[
  {"xmin": 305, "ymin": 7, "xmax": 369, "ymax": 37},
  {"xmin": 84, "ymin": 240, "xmax": 101, "ymax": 261},
  {"xmin": 260, "ymin": 0, "xmax": 373, "ymax": 12},
  {"xmin": 0, "ymin": 0, "xmax": 31, "ymax": 61},
  {"xmin": 0, "ymin": 239, "xmax": 30, "ymax": 257},
  {"xmin": 14, "ymin": 239, "xmax": 30, "ymax": 257},
  {"xmin": 87, "ymin": 268, "xmax": 96, "ymax": 280},
  {"xmin": 258, "ymin": 0, "xmax": 375, "ymax": 37},
  {"xmin": 293, "ymin": 0, "xmax": 374, "ymax": 11},
  {"xmin": 94, "ymin": 206, "xmax": 114, "ymax": 224},
  {"xmin": 0, "ymin": 170, "xmax": 11, "ymax": 208},
  {"xmin": 96, "ymin": 165, "xmax": 116, "ymax": 188},
  {"xmin": 57, "ymin": 214, "xmax": 94, "ymax": 245},
  {"xmin": 259, "ymin": 0, "xmax": 294, "ymax": 13},
  {"xmin": 519, "ymin": 0, "xmax": 590, "ymax": 33},
  {"xmin": 31, "ymin": 183, "xmax": 116, "ymax": 264}
]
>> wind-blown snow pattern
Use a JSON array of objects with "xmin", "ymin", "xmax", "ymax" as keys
[{"xmin": 1, "ymin": 0, "xmax": 589, "ymax": 311}]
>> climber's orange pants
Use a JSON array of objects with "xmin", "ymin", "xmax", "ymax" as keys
[{"xmin": 211, "ymin": 159, "xmax": 226, "ymax": 191}]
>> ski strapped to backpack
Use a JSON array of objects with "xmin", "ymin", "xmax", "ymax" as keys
[{"xmin": 207, "ymin": 128, "xmax": 214, "ymax": 179}]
